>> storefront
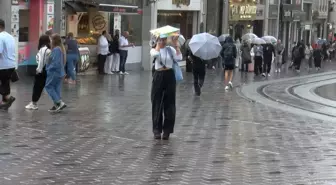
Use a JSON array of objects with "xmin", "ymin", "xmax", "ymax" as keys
[
  {"xmin": 229, "ymin": 0, "xmax": 257, "ymax": 41},
  {"xmin": 65, "ymin": 0, "xmax": 143, "ymax": 70},
  {"xmin": 156, "ymin": 0, "xmax": 203, "ymax": 39}
]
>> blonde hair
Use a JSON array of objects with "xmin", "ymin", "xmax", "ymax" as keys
[{"xmin": 51, "ymin": 34, "xmax": 66, "ymax": 65}]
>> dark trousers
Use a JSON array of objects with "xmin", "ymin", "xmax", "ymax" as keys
[
  {"xmin": 193, "ymin": 67, "xmax": 206, "ymax": 95},
  {"xmin": 263, "ymin": 58, "xmax": 272, "ymax": 74},
  {"xmin": 254, "ymin": 56, "xmax": 263, "ymax": 75},
  {"xmin": 314, "ymin": 58, "xmax": 322, "ymax": 68},
  {"xmin": 241, "ymin": 60, "xmax": 249, "ymax": 72},
  {"xmin": 0, "ymin": 68, "xmax": 15, "ymax": 102},
  {"xmin": 151, "ymin": 69, "xmax": 176, "ymax": 134},
  {"xmin": 294, "ymin": 58, "xmax": 302, "ymax": 70},
  {"xmin": 97, "ymin": 54, "xmax": 107, "ymax": 74},
  {"xmin": 32, "ymin": 71, "xmax": 47, "ymax": 102},
  {"xmin": 119, "ymin": 50, "xmax": 128, "ymax": 73}
]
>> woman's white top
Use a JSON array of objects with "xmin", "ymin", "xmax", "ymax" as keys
[
  {"xmin": 97, "ymin": 35, "xmax": 109, "ymax": 55},
  {"xmin": 36, "ymin": 46, "xmax": 51, "ymax": 73},
  {"xmin": 150, "ymin": 46, "xmax": 182, "ymax": 70}
]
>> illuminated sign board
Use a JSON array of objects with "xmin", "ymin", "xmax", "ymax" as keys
[{"xmin": 230, "ymin": 4, "xmax": 257, "ymax": 21}]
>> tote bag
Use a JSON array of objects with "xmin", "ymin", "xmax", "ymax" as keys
[{"xmin": 167, "ymin": 47, "xmax": 183, "ymax": 82}]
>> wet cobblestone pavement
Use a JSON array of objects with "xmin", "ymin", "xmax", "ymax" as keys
[{"xmin": 1, "ymin": 62, "xmax": 336, "ymax": 185}]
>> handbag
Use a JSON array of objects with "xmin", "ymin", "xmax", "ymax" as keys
[
  {"xmin": 167, "ymin": 47, "xmax": 183, "ymax": 82},
  {"xmin": 11, "ymin": 70, "xmax": 19, "ymax": 82}
]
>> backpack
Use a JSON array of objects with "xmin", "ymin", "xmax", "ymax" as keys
[
  {"xmin": 223, "ymin": 45, "xmax": 234, "ymax": 60},
  {"xmin": 293, "ymin": 46, "xmax": 301, "ymax": 58}
]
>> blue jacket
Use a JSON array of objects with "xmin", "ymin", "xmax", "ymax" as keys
[{"xmin": 46, "ymin": 47, "xmax": 65, "ymax": 78}]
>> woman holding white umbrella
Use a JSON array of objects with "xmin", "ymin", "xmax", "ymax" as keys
[{"xmin": 150, "ymin": 35, "xmax": 182, "ymax": 140}]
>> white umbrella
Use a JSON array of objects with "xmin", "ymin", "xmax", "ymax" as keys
[
  {"xmin": 262, "ymin": 36, "xmax": 277, "ymax": 44},
  {"xmin": 218, "ymin": 34, "xmax": 230, "ymax": 42},
  {"xmin": 242, "ymin": 33, "xmax": 258, "ymax": 41},
  {"xmin": 189, "ymin": 33, "xmax": 222, "ymax": 60},
  {"xmin": 252, "ymin": 38, "xmax": 266, "ymax": 45}
]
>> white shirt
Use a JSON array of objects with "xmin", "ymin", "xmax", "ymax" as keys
[
  {"xmin": 97, "ymin": 35, "xmax": 109, "ymax": 55},
  {"xmin": 36, "ymin": 46, "xmax": 51, "ymax": 73},
  {"xmin": 119, "ymin": 36, "xmax": 129, "ymax": 51},
  {"xmin": 150, "ymin": 46, "xmax": 182, "ymax": 70},
  {"xmin": 0, "ymin": 31, "xmax": 16, "ymax": 70}
]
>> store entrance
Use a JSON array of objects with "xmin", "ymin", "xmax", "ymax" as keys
[{"xmin": 157, "ymin": 11, "xmax": 193, "ymax": 39}]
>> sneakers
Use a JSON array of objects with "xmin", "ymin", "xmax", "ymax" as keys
[
  {"xmin": 49, "ymin": 101, "xmax": 67, "ymax": 113},
  {"xmin": 275, "ymin": 69, "xmax": 281, "ymax": 73},
  {"xmin": 228, "ymin": 81, "xmax": 233, "ymax": 88},
  {"xmin": 225, "ymin": 86, "xmax": 230, "ymax": 91},
  {"xmin": 262, "ymin": 73, "xmax": 266, "ymax": 77},
  {"xmin": 275, "ymin": 69, "xmax": 278, "ymax": 73},
  {"xmin": 119, "ymin": 72, "xmax": 129, "ymax": 75},
  {"xmin": 119, "ymin": 72, "xmax": 124, "ymax": 75},
  {"xmin": 25, "ymin": 102, "xmax": 38, "ymax": 110},
  {"xmin": 0, "ymin": 96, "xmax": 16, "ymax": 110}
]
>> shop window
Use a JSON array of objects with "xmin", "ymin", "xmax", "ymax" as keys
[
  {"xmin": 18, "ymin": 9, "xmax": 29, "ymax": 42},
  {"xmin": 120, "ymin": 14, "xmax": 142, "ymax": 46}
]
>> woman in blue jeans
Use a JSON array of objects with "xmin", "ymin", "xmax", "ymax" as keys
[
  {"xmin": 64, "ymin": 32, "xmax": 79, "ymax": 84},
  {"xmin": 45, "ymin": 34, "xmax": 67, "ymax": 112}
]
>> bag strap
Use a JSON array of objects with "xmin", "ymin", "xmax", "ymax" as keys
[{"xmin": 166, "ymin": 47, "xmax": 177, "ymax": 64}]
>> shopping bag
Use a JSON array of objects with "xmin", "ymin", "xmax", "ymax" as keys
[
  {"xmin": 172, "ymin": 62, "xmax": 183, "ymax": 82},
  {"xmin": 248, "ymin": 59, "xmax": 254, "ymax": 72}
]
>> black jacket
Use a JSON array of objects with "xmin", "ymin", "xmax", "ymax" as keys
[
  {"xmin": 263, "ymin": 43, "xmax": 275, "ymax": 60},
  {"xmin": 186, "ymin": 47, "xmax": 205, "ymax": 69},
  {"xmin": 109, "ymin": 35, "xmax": 120, "ymax": 54}
]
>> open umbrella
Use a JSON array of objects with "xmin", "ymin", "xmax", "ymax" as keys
[
  {"xmin": 150, "ymin": 25, "xmax": 180, "ymax": 38},
  {"xmin": 189, "ymin": 33, "xmax": 222, "ymax": 60},
  {"xmin": 252, "ymin": 38, "xmax": 266, "ymax": 45},
  {"xmin": 262, "ymin": 36, "xmax": 277, "ymax": 44},
  {"xmin": 178, "ymin": 35, "xmax": 186, "ymax": 46},
  {"xmin": 242, "ymin": 33, "xmax": 258, "ymax": 41},
  {"xmin": 218, "ymin": 34, "xmax": 230, "ymax": 42},
  {"xmin": 317, "ymin": 38, "xmax": 327, "ymax": 45}
]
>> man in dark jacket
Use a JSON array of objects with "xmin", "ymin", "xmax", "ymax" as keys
[
  {"xmin": 262, "ymin": 43, "xmax": 276, "ymax": 77},
  {"xmin": 293, "ymin": 41, "xmax": 305, "ymax": 72},
  {"xmin": 186, "ymin": 46, "xmax": 206, "ymax": 96},
  {"xmin": 220, "ymin": 36, "xmax": 237, "ymax": 91}
]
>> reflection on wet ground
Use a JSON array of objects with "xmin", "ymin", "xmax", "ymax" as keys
[{"xmin": 315, "ymin": 83, "xmax": 336, "ymax": 101}]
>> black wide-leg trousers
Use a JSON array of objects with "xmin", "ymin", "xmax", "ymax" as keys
[
  {"xmin": 151, "ymin": 69, "xmax": 176, "ymax": 134},
  {"xmin": 193, "ymin": 67, "xmax": 205, "ymax": 94}
]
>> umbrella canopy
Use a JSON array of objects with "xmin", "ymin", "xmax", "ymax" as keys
[
  {"xmin": 252, "ymin": 38, "xmax": 266, "ymax": 45},
  {"xmin": 178, "ymin": 35, "xmax": 186, "ymax": 46},
  {"xmin": 150, "ymin": 25, "xmax": 180, "ymax": 38},
  {"xmin": 262, "ymin": 36, "xmax": 277, "ymax": 44},
  {"xmin": 218, "ymin": 34, "xmax": 230, "ymax": 42},
  {"xmin": 189, "ymin": 33, "xmax": 222, "ymax": 60},
  {"xmin": 317, "ymin": 38, "xmax": 327, "ymax": 45},
  {"xmin": 242, "ymin": 33, "xmax": 258, "ymax": 41}
]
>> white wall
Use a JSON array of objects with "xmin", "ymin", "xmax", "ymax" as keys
[{"xmin": 157, "ymin": 0, "xmax": 202, "ymax": 11}]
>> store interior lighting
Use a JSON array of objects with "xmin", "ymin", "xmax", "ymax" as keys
[{"xmin": 99, "ymin": 4, "xmax": 138, "ymax": 9}]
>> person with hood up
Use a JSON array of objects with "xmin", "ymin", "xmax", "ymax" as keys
[
  {"xmin": 292, "ymin": 41, "xmax": 305, "ymax": 72},
  {"xmin": 220, "ymin": 36, "xmax": 237, "ymax": 91},
  {"xmin": 252, "ymin": 43, "xmax": 263, "ymax": 76},
  {"xmin": 240, "ymin": 40, "xmax": 251, "ymax": 72},
  {"xmin": 262, "ymin": 42, "xmax": 276, "ymax": 77}
]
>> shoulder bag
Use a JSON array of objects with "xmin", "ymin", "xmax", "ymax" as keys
[{"xmin": 166, "ymin": 47, "xmax": 183, "ymax": 82}]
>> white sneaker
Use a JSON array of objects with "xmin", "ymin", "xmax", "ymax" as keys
[
  {"xmin": 278, "ymin": 69, "xmax": 281, "ymax": 73},
  {"xmin": 228, "ymin": 81, "xmax": 233, "ymax": 88},
  {"xmin": 55, "ymin": 101, "xmax": 67, "ymax": 112},
  {"xmin": 268, "ymin": 74, "xmax": 271, "ymax": 77},
  {"xmin": 225, "ymin": 86, "xmax": 230, "ymax": 91},
  {"xmin": 119, "ymin": 72, "xmax": 124, "ymax": 75},
  {"xmin": 124, "ymin": 72, "xmax": 129, "ymax": 75},
  {"xmin": 275, "ymin": 69, "xmax": 278, "ymax": 73},
  {"xmin": 108, "ymin": 72, "xmax": 114, "ymax": 75},
  {"xmin": 262, "ymin": 73, "xmax": 266, "ymax": 77},
  {"xmin": 25, "ymin": 102, "xmax": 38, "ymax": 110}
]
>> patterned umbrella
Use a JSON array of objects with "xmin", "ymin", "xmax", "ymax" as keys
[{"xmin": 150, "ymin": 25, "xmax": 180, "ymax": 38}]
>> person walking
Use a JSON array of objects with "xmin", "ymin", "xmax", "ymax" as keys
[
  {"xmin": 252, "ymin": 43, "xmax": 263, "ymax": 76},
  {"xmin": 292, "ymin": 41, "xmax": 305, "ymax": 72},
  {"xmin": 186, "ymin": 44, "xmax": 206, "ymax": 96},
  {"xmin": 275, "ymin": 39, "xmax": 284, "ymax": 73},
  {"xmin": 110, "ymin": 30, "xmax": 120, "ymax": 73},
  {"xmin": 104, "ymin": 33, "xmax": 114, "ymax": 74},
  {"xmin": 150, "ymin": 36, "xmax": 182, "ymax": 140},
  {"xmin": 262, "ymin": 43, "xmax": 276, "ymax": 77},
  {"xmin": 25, "ymin": 35, "xmax": 51, "ymax": 110},
  {"xmin": 64, "ymin": 32, "xmax": 79, "ymax": 84},
  {"xmin": 119, "ymin": 31, "xmax": 134, "ymax": 75},
  {"xmin": 0, "ymin": 19, "xmax": 16, "ymax": 110},
  {"xmin": 305, "ymin": 43, "xmax": 313, "ymax": 71},
  {"xmin": 313, "ymin": 44, "xmax": 323, "ymax": 71},
  {"xmin": 97, "ymin": 31, "xmax": 109, "ymax": 75},
  {"xmin": 221, "ymin": 36, "xmax": 237, "ymax": 91},
  {"xmin": 45, "ymin": 34, "xmax": 67, "ymax": 112},
  {"xmin": 240, "ymin": 41, "xmax": 251, "ymax": 72}
]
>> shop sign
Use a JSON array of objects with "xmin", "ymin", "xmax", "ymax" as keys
[
  {"xmin": 92, "ymin": 15, "xmax": 106, "ymax": 31},
  {"xmin": 230, "ymin": 4, "xmax": 257, "ymax": 21},
  {"xmin": 268, "ymin": 4, "xmax": 278, "ymax": 19},
  {"xmin": 98, "ymin": 6, "xmax": 142, "ymax": 14}
]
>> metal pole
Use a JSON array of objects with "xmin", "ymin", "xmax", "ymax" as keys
[
  {"xmin": 53, "ymin": 0, "xmax": 62, "ymax": 33},
  {"xmin": 276, "ymin": 0, "xmax": 281, "ymax": 39},
  {"xmin": 263, "ymin": 0, "xmax": 269, "ymax": 35},
  {"xmin": 222, "ymin": 0, "xmax": 229, "ymax": 34}
]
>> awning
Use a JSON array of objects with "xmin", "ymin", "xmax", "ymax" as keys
[
  {"xmin": 98, "ymin": 4, "xmax": 141, "ymax": 14},
  {"xmin": 64, "ymin": 1, "xmax": 88, "ymax": 13}
]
